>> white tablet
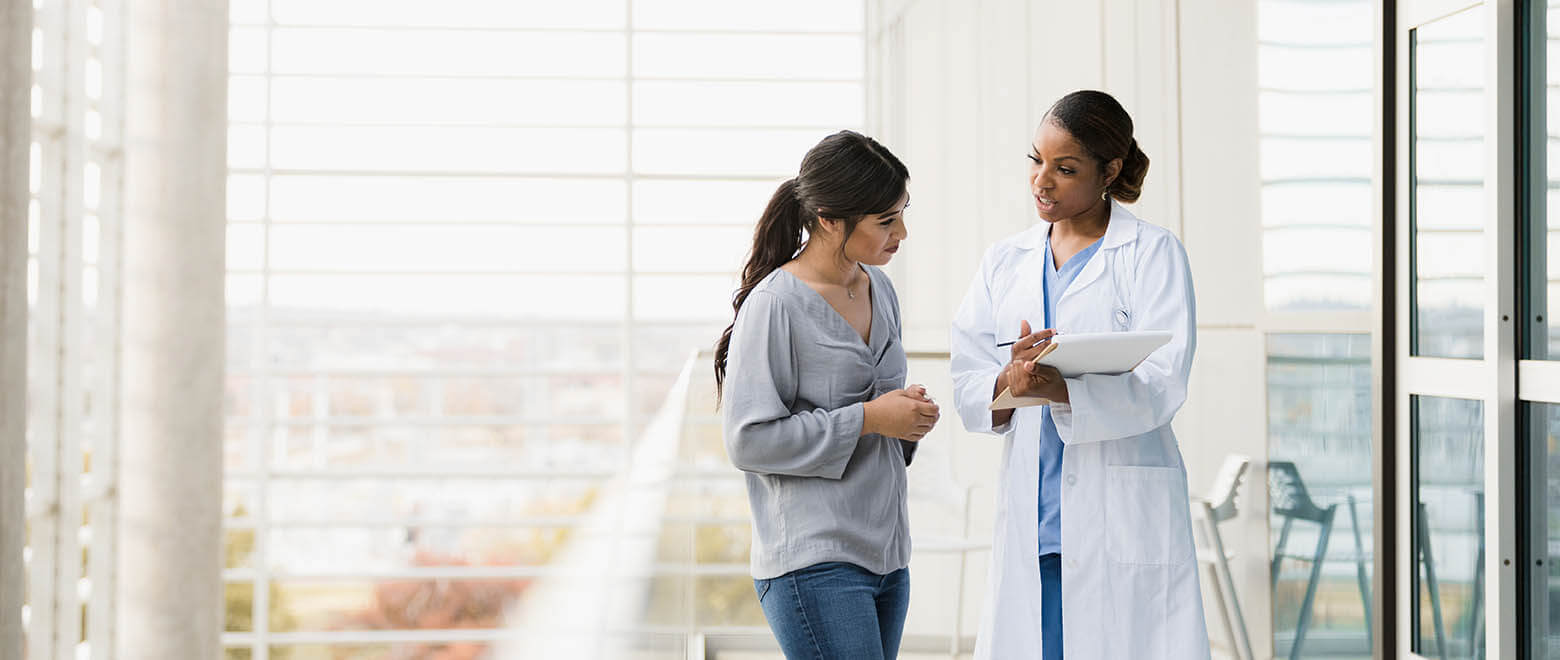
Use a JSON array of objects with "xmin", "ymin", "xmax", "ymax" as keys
[
  {"xmin": 1036, "ymin": 330, "xmax": 1173, "ymax": 378},
  {"xmin": 988, "ymin": 331, "xmax": 1174, "ymax": 411}
]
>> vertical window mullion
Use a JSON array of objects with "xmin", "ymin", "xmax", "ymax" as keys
[
  {"xmin": 26, "ymin": 2, "xmax": 67, "ymax": 658},
  {"xmin": 85, "ymin": 0, "xmax": 127, "ymax": 653},
  {"xmin": 609, "ymin": 0, "xmax": 637, "ymax": 646},
  {"xmin": 250, "ymin": 2, "xmax": 275, "ymax": 658},
  {"xmin": 53, "ymin": 0, "xmax": 89, "ymax": 654}
]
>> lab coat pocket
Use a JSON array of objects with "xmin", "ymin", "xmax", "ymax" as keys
[{"xmin": 1104, "ymin": 465, "xmax": 1192, "ymax": 566}]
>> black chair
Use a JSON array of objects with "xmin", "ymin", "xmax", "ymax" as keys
[
  {"xmin": 1415, "ymin": 491, "xmax": 1485, "ymax": 660},
  {"xmin": 1268, "ymin": 461, "xmax": 1372, "ymax": 660}
]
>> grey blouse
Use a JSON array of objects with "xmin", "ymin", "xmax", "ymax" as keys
[{"xmin": 722, "ymin": 265, "xmax": 916, "ymax": 580}]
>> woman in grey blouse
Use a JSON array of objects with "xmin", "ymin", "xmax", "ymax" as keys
[{"xmin": 714, "ymin": 130, "xmax": 940, "ymax": 659}]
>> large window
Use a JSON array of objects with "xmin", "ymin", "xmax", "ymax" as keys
[
  {"xmin": 1260, "ymin": 0, "xmax": 1374, "ymax": 314},
  {"xmin": 1258, "ymin": 1, "xmax": 1377, "ymax": 657},
  {"xmin": 1265, "ymin": 334, "xmax": 1374, "ymax": 657},
  {"xmin": 222, "ymin": 2, "xmax": 865, "ymax": 657}
]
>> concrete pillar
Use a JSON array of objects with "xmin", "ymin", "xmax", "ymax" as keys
[
  {"xmin": 0, "ymin": 0, "xmax": 34, "ymax": 657},
  {"xmin": 117, "ymin": 0, "xmax": 228, "ymax": 658}
]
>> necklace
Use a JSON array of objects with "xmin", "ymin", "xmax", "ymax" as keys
[{"xmin": 801, "ymin": 259, "xmax": 859, "ymax": 299}]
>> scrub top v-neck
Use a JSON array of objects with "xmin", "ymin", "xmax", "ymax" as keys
[{"xmin": 1037, "ymin": 229, "xmax": 1101, "ymax": 556}]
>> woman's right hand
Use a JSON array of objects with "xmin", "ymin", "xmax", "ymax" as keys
[
  {"xmin": 863, "ymin": 385, "xmax": 940, "ymax": 441},
  {"xmin": 997, "ymin": 320, "xmax": 1056, "ymax": 390},
  {"xmin": 1008, "ymin": 320, "xmax": 1057, "ymax": 370},
  {"xmin": 991, "ymin": 320, "xmax": 1056, "ymax": 427}
]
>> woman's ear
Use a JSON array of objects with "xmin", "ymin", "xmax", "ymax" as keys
[
  {"xmin": 1104, "ymin": 157, "xmax": 1123, "ymax": 188},
  {"xmin": 815, "ymin": 216, "xmax": 841, "ymax": 238}
]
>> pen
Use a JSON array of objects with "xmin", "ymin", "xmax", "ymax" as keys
[{"xmin": 997, "ymin": 333, "xmax": 1059, "ymax": 349}]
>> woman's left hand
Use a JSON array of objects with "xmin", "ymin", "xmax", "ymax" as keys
[{"xmin": 1004, "ymin": 359, "xmax": 1069, "ymax": 404}]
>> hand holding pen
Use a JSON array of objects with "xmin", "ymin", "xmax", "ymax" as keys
[{"xmin": 999, "ymin": 320, "xmax": 1068, "ymax": 403}]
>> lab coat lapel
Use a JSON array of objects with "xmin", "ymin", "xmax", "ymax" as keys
[{"xmin": 995, "ymin": 225, "xmax": 1048, "ymax": 339}]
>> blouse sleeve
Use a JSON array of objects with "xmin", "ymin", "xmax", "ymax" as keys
[{"xmin": 722, "ymin": 291, "xmax": 865, "ymax": 479}]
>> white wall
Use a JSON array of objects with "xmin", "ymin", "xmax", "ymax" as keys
[{"xmin": 869, "ymin": 0, "xmax": 1274, "ymax": 655}]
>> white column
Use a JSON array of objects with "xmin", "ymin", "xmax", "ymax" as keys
[
  {"xmin": 117, "ymin": 0, "xmax": 228, "ymax": 658},
  {"xmin": 0, "ymin": 0, "xmax": 33, "ymax": 657}
]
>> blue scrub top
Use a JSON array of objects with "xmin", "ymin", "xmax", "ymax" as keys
[{"xmin": 1038, "ymin": 229, "xmax": 1101, "ymax": 556}]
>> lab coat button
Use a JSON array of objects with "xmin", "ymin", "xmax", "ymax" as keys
[{"xmin": 1064, "ymin": 474, "xmax": 1076, "ymax": 486}]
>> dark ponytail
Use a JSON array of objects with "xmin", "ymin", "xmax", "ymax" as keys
[
  {"xmin": 713, "ymin": 180, "xmax": 805, "ymax": 398},
  {"xmin": 714, "ymin": 130, "xmax": 909, "ymax": 403},
  {"xmin": 1043, "ymin": 90, "xmax": 1149, "ymax": 203}
]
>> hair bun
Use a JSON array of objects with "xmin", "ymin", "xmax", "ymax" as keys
[
  {"xmin": 1044, "ymin": 90, "xmax": 1147, "ymax": 203},
  {"xmin": 1111, "ymin": 139, "xmax": 1149, "ymax": 203}
]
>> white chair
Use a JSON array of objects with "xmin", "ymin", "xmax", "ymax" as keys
[
  {"xmin": 1195, "ymin": 454, "xmax": 1255, "ymax": 660},
  {"xmin": 915, "ymin": 482, "xmax": 990, "ymax": 659}
]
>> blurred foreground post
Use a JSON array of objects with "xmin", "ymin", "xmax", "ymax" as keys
[
  {"xmin": 0, "ymin": 0, "xmax": 34, "ymax": 656},
  {"xmin": 118, "ymin": 0, "xmax": 229, "ymax": 657}
]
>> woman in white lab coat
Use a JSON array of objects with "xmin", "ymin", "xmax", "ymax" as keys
[{"xmin": 949, "ymin": 90, "xmax": 1210, "ymax": 659}]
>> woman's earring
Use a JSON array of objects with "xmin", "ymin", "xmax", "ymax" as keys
[{"xmin": 1100, "ymin": 188, "xmax": 1109, "ymax": 201}]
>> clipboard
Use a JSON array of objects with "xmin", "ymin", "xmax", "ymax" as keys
[{"xmin": 988, "ymin": 330, "xmax": 1173, "ymax": 411}]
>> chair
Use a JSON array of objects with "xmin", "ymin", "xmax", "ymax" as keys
[
  {"xmin": 1415, "ymin": 490, "xmax": 1485, "ymax": 660},
  {"xmin": 1268, "ymin": 461, "xmax": 1372, "ymax": 660},
  {"xmin": 915, "ymin": 482, "xmax": 990, "ymax": 658},
  {"xmin": 1194, "ymin": 454, "xmax": 1255, "ymax": 660}
]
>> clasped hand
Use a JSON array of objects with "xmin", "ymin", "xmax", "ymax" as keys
[{"xmin": 863, "ymin": 384, "xmax": 940, "ymax": 441}]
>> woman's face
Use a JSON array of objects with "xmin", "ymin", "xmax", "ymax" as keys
[
  {"xmin": 827, "ymin": 189, "xmax": 909, "ymax": 267},
  {"xmin": 1028, "ymin": 119, "xmax": 1119, "ymax": 224}
]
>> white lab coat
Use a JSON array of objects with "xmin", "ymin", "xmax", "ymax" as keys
[{"xmin": 950, "ymin": 201, "xmax": 1210, "ymax": 660}]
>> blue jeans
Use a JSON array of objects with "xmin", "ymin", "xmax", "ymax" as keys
[
  {"xmin": 1040, "ymin": 553, "xmax": 1063, "ymax": 660},
  {"xmin": 753, "ymin": 562, "xmax": 910, "ymax": 659}
]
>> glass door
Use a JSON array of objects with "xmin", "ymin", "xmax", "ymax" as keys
[{"xmin": 1396, "ymin": 1, "xmax": 1515, "ymax": 658}]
